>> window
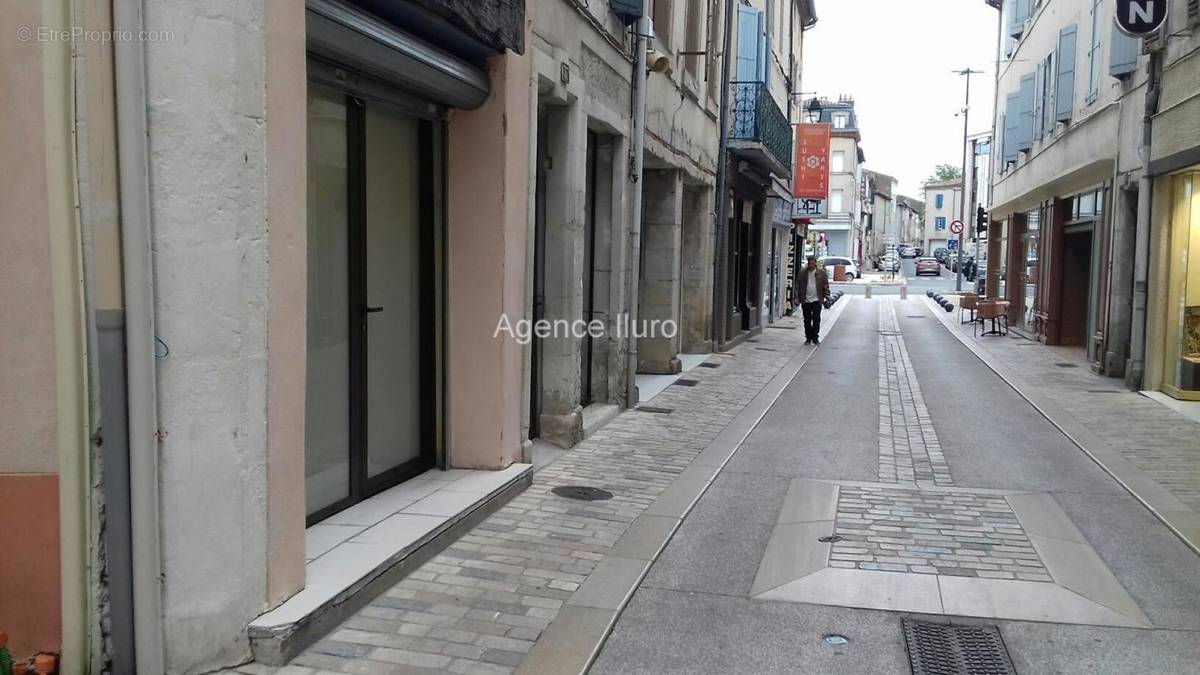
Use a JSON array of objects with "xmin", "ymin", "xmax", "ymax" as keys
[
  {"xmin": 936, "ymin": 217, "xmax": 947, "ymax": 230},
  {"xmin": 935, "ymin": 194, "xmax": 944, "ymax": 209},
  {"xmin": 833, "ymin": 113, "xmax": 848, "ymax": 129},
  {"xmin": 652, "ymin": 0, "xmax": 674, "ymax": 50},
  {"xmin": 831, "ymin": 151, "xmax": 845, "ymax": 173},
  {"xmin": 1055, "ymin": 25, "xmax": 1077, "ymax": 123},
  {"xmin": 1086, "ymin": 0, "xmax": 1101, "ymax": 103},
  {"xmin": 683, "ymin": 0, "xmax": 704, "ymax": 78},
  {"xmin": 830, "ymin": 189, "xmax": 844, "ymax": 213}
]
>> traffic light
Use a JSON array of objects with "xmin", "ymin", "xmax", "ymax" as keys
[{"xmin": 976, "ymin": 205, "xmax": 987, "ymax": 234}]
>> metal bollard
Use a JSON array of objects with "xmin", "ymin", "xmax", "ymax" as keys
[
  {"xmin": 864, "ymin": 285, "xmax": 872, "ymax": 299},
  {"xmin": 900, "ymin": 286, "xmax": 908, "ymax": 300}
]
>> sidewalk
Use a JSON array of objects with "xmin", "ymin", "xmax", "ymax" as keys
[
  {"xmin": 926, "ymin": 297, "xmax": 1200, "ymax": 554},
  {"xmin": 227, "ymin": 307, "xmax": 839, "ymax": 674}
]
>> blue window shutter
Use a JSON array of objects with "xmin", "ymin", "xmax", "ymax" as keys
[
  {"xmin": 996, "ymin": 114, "xmax": 1006, "ymax": 173},
  {"xmin": 736, "ymin": 6, "xmax": 761, "ymax": 83},
  {"xmin": 1017, "ymin": 73, "xmax": 1035, "ymax": 150},
  {"xmin": 1033, "ymin": 61, "xmax": 1045, "ymax": 139},
  {"xmin": 1110, "ymin": 23, "xmax": 1138, "ymax": 79},
  {"xmin": 1055, "ymin": 25, "xmax": 1077, "ymax": 122},
  {"xmin": 1009, "ymin": 0, "xmax": 1029, "ymax": 38},
  {"xmin": 1003, "ymin": 93, "xmax": 1020, "ymax": 165},
  {"xmin": 935, "ymin": 194, "xmax": 944, "ymax": 209}
]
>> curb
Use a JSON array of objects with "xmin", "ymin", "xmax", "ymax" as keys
[{"xmin": 515, "ymin": 299, "xmax": 854, "ymax": 674}]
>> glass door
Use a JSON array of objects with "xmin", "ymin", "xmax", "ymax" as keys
[{"xmin": 305, "ymin": 83, "xmax": 437, "ymax": 524}]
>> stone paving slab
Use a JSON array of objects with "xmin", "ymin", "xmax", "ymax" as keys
[{"xmin": 224, "ymin": 308, "xmax": 828, "ymax": 674}]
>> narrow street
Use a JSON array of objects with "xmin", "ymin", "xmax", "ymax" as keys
[{"xmin": 592, "ymin": 295, "xmax": 1200, "ymax": 674}]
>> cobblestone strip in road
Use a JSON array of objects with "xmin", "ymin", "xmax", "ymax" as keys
[
  {"xmin": 830, "ymin": 485, "xmax": 1051, "ymax": 581},
  {"xmin": 877, "ymin": 300, "xmax": 952, "ymax": 486},
  {"xmin": 234, "ymin": 320, "xmax": 809, "ymax": 675}
]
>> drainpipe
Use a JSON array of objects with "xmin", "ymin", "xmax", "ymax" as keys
[
  {"xmin": 627, "ymin": 7, "xmax": 649, "ymax": 407},
  {"xmin": 710, "ymin": 0, "xmax": 736, "ymax": 351},
  {"xmin": 113, "ymin": 0, "xmax": 165, "ymax": 672},
  {"xmin": 1127, "ymin": 50, "xmax": 1163, "ymax": 390}
]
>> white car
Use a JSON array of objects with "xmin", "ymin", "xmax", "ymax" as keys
[{"xmin": 819, "ymin": 256, "xmax": 860, "ymax": 280}]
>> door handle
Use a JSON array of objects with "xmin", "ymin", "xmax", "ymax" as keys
[{"xmin": 364, "ymin": 306, "xmax": 384, "ymax": 314}]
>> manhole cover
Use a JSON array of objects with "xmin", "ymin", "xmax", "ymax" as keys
[
  {"xmin": 823, "ymin": 634, "xmax": 849, "ymax": 646},
  {"xmin": 635, "ymin": 405, "xmax": 674, "ymax": 414},
  {"xmin": 671, "ymin": 379, "xmax": 700, "ymax": 387},
  {"xmin": 698, "ymin": 362, "xmax": 721, "ymax": 368},
  {"xmin": 902, "ymin": 619, "xmax": 1016, "ymax": 675},
  {"xmin": 1055, "ymin": 363, "xmax": 1078, "ymax": 368},
  {"xmin": 551, "ymin": 485, "xmax": 613, "ymax": 501}
]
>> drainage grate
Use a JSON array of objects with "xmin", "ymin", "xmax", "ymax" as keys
[
  {"xmin": 878, "ymin": 331, "xmax": 903, "ymax": 336},
  {"xmin": 1054, "ymin": 363, "xmax": 1078, "ymax": 368},
  {"xmin": 818, "ymin": 534, "xmax": 844, "ymax": 543},
  {"xmin": 551, "ymin": 485, "xmax": 614, "ymax": 501},
  {"xmin": 671, "ymin": 379, "xmax": 700, "ymax": 387},
  {"xmin": 902, "ymin": 620, "xmax": 1016, "ymax": 675},
  {"xmin": 635, "ymin": 405, "xmax": 674, "ymax": 414},
  {"xmin": 698, "ymin": 362, "xmax": 721, "ymax": 368},
  {"xmin": 1086, "ymin": 390, "xmax": 1122, "ymax": 394},
  {"xmin": 767, "ymin": 325, "xmax": 798, "ymax": 330},
  {"xmin": 907, "ymin": 315, "xmax": 927, "ymax": 319},
  {"xmin": 755, "ymin": 347, "xmax": 780, "ymax": 352}
]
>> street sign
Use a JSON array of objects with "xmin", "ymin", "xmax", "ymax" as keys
[
  {"xmin": 947, "ymin": 239, "xmax": 958, "ymax": 250},
  {"xmin": 1114, "ymin": 0, "xmax": 1167, "ymax": 37},
  {"xmin": 793, "ymin": 198, "xmax": 828, "ymax": 218},
  {"xmin": 949, "ymin": 219, "xmax": 965, "ymax": 235}
]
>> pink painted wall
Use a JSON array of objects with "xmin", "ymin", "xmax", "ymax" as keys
[
  {"xmin": 264, "ymin": 0, "xmax": 307, "ymax": 605},
  {"xmin": 445, "ymin": 48, "xmax": 531, "ymax": 470}
]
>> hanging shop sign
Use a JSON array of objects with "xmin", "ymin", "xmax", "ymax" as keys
[{"xmin": 793, "ymin": 123, "xmax": 831, "ymax": 219}]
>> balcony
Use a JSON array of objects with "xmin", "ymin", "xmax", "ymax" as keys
[{"xmin": 728, "ymin": 81, "xmax": 792, "ymax": 179}]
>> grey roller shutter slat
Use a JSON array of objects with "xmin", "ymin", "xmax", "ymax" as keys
[
  {"xmin": 306, "ymin": 0, "xmax": 490, "ymax": 110},
  {"xmin": 1109, "ymin": 23, "xmax": 1138, "ymax": 79},
  {"xmin": 1055, "ymin": 25, "xmax": 1077, "ymax": 123}
]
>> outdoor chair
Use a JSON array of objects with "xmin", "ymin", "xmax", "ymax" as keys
[
  {"xmin": 959, "ymin": 293, "xmax": 980, "ymax": 324},
  {"xmin": 974, "ymin": 300, "xmax": 1009, "ymax": 337}
]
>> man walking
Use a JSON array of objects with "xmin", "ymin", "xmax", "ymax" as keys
[{"xmin": 795, "ymin": 255, "xmax": 831, "ymax": 345}]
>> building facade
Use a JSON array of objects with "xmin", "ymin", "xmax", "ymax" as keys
[
  {"xmin": 863, "ymin": 170, "xmax": 896, "ymax": 259},
  {"xmin": 716, "ymin": 0, "xmax": 816, "ymax": 346},
  {"xmin": 3, "ymin": 0, "xmax": 533, "ymax": 671},
  {"xmin": 1144, "ymin": 3, "xmax": 1200, "ymax": 400},
  {"xmin": 897, "ymin": 196, "xmax": 926, "ymax": 250},
  {"xmin": 923, "ymin": 179, "xmax": 963, "ymax": 256},
  {"xmin": 988, "ymin": 0, "xmax": 1151, "ymax": 367},
  {"xmin": 808, "ymin": 97, "xmax": 864, "ymax": 264}
]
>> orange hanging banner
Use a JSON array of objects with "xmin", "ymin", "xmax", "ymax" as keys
[{"xmin": 794, "ymin": 123, "xmax": 831, "ymax": 200}]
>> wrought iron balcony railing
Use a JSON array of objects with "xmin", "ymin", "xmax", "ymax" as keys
[{"xmin": 729, "ymin": 81, "xmax": 792, "ymax": 174}]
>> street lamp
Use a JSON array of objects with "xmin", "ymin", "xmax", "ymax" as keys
[{"xmin": 803, "ymin": 97, "xmax": 823, "ymax": 123}]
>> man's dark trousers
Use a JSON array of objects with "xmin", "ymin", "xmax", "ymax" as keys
[{"xmin": 801, "ymin": 301, "xmax": 822, "ymax": 342}]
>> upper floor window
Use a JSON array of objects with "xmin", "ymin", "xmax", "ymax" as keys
[
  {"xmin": 830, "ymin": 189, "xmax": 844, "ymax": 213},
  {"xmin": 831, "ymin": 151, "xmax": 845, "ymax": 173},
  {"xmin": 935, "ymin": 194, "xmax": 944, "ymax": 209},
  {"xmin": 833, "ymin": 113, "xmax": 848, "ymax": 129},
  {"xmin": 935, "ymin": 217, "xmax": 947, "ymax": 230}
]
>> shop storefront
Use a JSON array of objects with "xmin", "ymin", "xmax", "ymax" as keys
[
  {"xmin": 303, "ymin": 0, "xmax": 487, "ymax": 523},
  {"xmin": 1150, "ymin": 169, "xmax": 1200, "ymax": 400}
]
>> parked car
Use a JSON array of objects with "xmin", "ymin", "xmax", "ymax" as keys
[
  {"xmin": 818, "ymin": 255, "xmax": 860, "ymax": 280},
  {"xmin": 933, "ymin": 247, "xmax": 949, "ymax": 263},
  {"xmin": 897, "ymin": 245, "xmax": 915, "ymax": 259},
  {"xmin": 915, "ymin": 257, "xmax": 941, "ymax": 276}
]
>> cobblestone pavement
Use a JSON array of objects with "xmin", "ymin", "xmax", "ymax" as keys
[
  {"xmin": 830, "ymin": 485, "xmax": 1051, "ymax": 581},
  {"xmin": 229, "ymin": 317, "xmax": 810, "ymax": 674},
  {"xmin": 877, "ymin": 300, "xmax": 952, "ymax": 485},
  {"xmin": 945, "ymin": 318, "xmax": 1200, "ymax": 512}
]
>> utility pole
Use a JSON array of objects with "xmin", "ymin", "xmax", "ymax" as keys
[
  {"xmin": 626, "ymin": 5, "xmax": 650, "ymax": 407},
  {"xmin": 954, "ymin": 67, "xmax": 983, "ymax": 293}
]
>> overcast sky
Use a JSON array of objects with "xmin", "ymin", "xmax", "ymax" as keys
[{"xmin": 801, "ymin": 0, "xmax": 1002, "ymax": 199}]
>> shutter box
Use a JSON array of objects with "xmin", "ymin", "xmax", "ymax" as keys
[
  {"xmin": 1055, "ymin": 25, "xmax": 1077, "ymax": 123},
  {"xmin": 609, "ymin": 0, "xmax": 644, "ymax": 25}
]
